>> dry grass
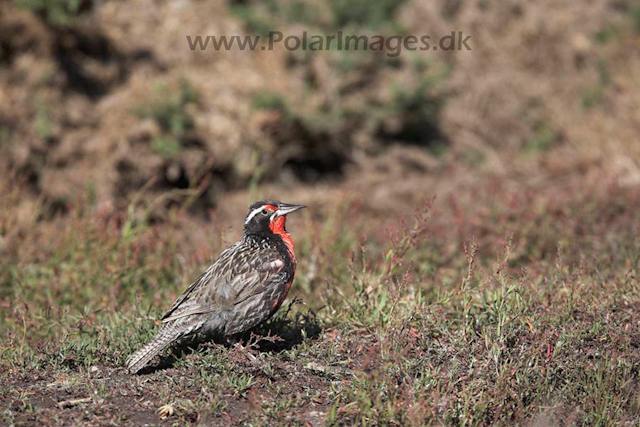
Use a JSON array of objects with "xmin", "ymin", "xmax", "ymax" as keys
[{"xmin": 1, "ymin": 170, "xmax": 639, "ymax": 425}]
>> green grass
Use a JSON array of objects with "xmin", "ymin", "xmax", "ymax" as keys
[
  {"xmin": 229, "ymin": 0, "xmax": 406, "ymax": 33},
  {"xmin": 251, "ymin": 90, "xmax": 295, "ymax": 123},
  {"xmin": 330, "ymin": 0, "xmax": 407, "ymax": 30},
  {"xmin": 135, "ymin": 78, "xmax": 199, "ymax": 159},
  {"xmin": 0, "ymin": 175, "xmax": 639, "ymax": 425},
  {"xmin": 17, "ymin": 0, "xmax": 86, "ymax": 26},
  {"xmin": 580, "ymin": 60, "xmax": 612, "ymax": 111},
  {"xmin": 33, "ymin": 95, "xmax": 53, "ymax": 141},
  {"xmin": 524, "ymin": 122, "xmax": 561, "ymax": 153}
]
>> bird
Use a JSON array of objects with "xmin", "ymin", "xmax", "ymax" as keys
[{"xmin": 126, "ymin": 200, "xmax": 306, "ymax": 374}]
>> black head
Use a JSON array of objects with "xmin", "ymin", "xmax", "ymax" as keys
[{"xmin": 243, "ymin": 200, "xmax": 306, "ymax": 236}]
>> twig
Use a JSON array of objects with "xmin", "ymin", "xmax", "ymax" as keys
[{"xmin": 58, "ymin": 397, "xmax": 92, "ymax": 409}]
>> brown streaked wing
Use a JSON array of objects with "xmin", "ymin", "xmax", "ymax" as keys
[
  {"xmin": 160, "ymin": 242, "xmax": 241, "ymax": 321},
  {"xmin": 160, "ymin": 242, "xmax": 284, "ymax": 323},
  {"xmin": 220, "ymin": 244, "xmax": 285, "ymax": 306}
]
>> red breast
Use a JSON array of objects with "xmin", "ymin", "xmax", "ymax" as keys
[{"xmin": 269, "ymin": 215, "xmax": 297, "ymax": 266}]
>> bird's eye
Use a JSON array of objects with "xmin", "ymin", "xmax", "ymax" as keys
[{"xmin": 261, "ymin": 209, "xmax": 269, "ymax": 216}]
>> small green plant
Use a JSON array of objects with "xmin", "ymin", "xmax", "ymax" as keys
[
  {"xmin": 247, "ymin": 149, "xmax": 266, "ymax": 200},
  {"xmin": 228, "ymin": 4, "xmax": 274, "ymax": 36},
  {"xmin": 135, "ymin": 79, "xmax": 199, "ymax": 158},
  {"xmin": 34, "ymin": 96, "xmax": 53, "ymax": 141},
  {"xmin": 593, "ymin": 23, "xmax": 621, "ymax": 44},
  {"xmin": 330, "ymin": 0, "xmax": 407, "ymax": 30},
  {"xmin": 463, "ymin": 148, "xmax": 486, "ymax": 166},
  {"xmin": 150, "ymin": 137, "xmax": 182, "ymax": 159},
  {"xmin": 631, "ymin": 3, "xmax": 640, "ymax": 33},
  {"xmin": 251, "ymin": 90, "xmax": 291, "ymax": 116},
  {"xmin": 580, "ymin": 60, "xmax": 611, "ymax": 111},
  {"xmin": 230, "ymin": 0, "xmax": 406, "ymax": 33},
  {"xmin": 374, "ymin": 62, "xmax": 449, "ymax": 149},
  {"xmin": 0, "ymin": 124, "xmax": 13, "ymax": 147},
  {"xmin": 593, "ymin": 3, "xmax": 640, "ymax": 43},
  {"xmin": 226, "ymin": 373, "xmax": 255, "ymax": 397},
  {"xmin": 17, "ymin": 0, "xmax": 87, "ymax": 26},
  {"xmin": 580, "ymin": 86, "xmax": 605, "ymax": 110},
  {"xmin": 524, "ymin": 122, "xmax": 561, "ymax": 153}
]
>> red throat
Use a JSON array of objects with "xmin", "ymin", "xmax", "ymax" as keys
[
  {"xmin": 269, "ymin": 215, "xmax": 296, "ymax": 264},
  {"xmin": 269, "ymin": 214, "xmax": 295, "ymax": 310}
]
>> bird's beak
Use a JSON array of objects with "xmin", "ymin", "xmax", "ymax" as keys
[{"xmin": 275, "ymin": 203, "xmax": 306, "ymax": 217}]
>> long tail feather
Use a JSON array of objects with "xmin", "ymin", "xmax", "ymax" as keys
[{"xmin": 126, "ymin": 327, "xmax": 182, "ymax": 374}]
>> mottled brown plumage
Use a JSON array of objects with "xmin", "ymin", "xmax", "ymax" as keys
[{"xmin": 126, "ymin": 200, "xmax": 305, "ymax": 374}]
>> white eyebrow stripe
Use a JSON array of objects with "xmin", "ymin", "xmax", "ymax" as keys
[{"xmin": 245, "ymin": 205, "xmax": 267, "ymax": 224}]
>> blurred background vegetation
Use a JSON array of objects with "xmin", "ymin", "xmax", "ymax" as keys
[{"xmin": 2, "ymin": 0, "xmax": 639, "ymax": 218}]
